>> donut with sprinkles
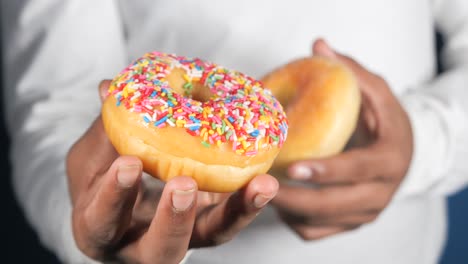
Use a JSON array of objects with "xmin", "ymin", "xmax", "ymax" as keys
[{"xmin": 102, "ymin": 52, "xmax": 288, "ymax": 192}]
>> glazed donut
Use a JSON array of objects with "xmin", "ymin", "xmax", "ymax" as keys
[
  {"xmin": 261, "ymin": 56, "xmax": 361, "ymax": 172},
  {"xmin": 102, "ymin": 52, "xmax": 288, "ymax": 192}
]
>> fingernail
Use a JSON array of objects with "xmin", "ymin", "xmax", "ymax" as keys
[
  {"xmin": 172, "ymin": 189, "xmax": 195, "ymax": 212},
  {"xmin": 117, "ymin": 164, "xmax": 140, "ymax": 188},
  {"xmin": 289, "ymin": 165, "xmax": 313, "ymax": 180},
  {"xmin": 253, "ymin": 194, "xmax": 274, "ymax": 209}
]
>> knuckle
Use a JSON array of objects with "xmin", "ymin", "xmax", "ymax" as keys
[
  {"xmin": 314, "ymin": 192, "xmax": 338, "ymax": 216},
  {"xmin": 85, "ymin": 210, "xmax": 120, "ymax": 247},
  {"xmin": 300, "ymin": 233, "xmax": 315, "ymax": 241},
  {"xmin": 362, "ymin": 185, "xmax": 378, "ymax": 201},
  {"xmin": 297, "ymin": 228, "xmax": 331, "ymax": 241},
  {"xmin": 295, "ymin": 229, "xmax": 315, "ymax": 241},
  {"xmin": 370, "ymin": 73, "xmax": 389, "ymax": 89},
  {"xmin": 346, "ymin": 224, "xmax": 362, "ymax": 231},
  {"xmin": 72, "ymin": 225, "xmax": 108, "ymax": 260},
  {"xmin": 168, "ymin": 224, "xmax": 192, "ymax": 240},
  {"xmin": 368, "ymin": 207, "xmax": 384, "ymax": 218},
  {"xmin": 373, "ymin": 74, "xmax": 386, "ymax": 84},
  {"xmin": 286, "ymin": 223, "xmax": 312, "ymax": 241},
  {"xmin": 392, "ymin": 153, "xmax": 410, "ymax": 179},
  {"xmin": 380, "ymin": 193, "xmax": 394, "ymax": 209},
  {"xmin": 367, "ymin": 214, "xmax": 379, "ymax": 223},
  {"xmin": 378, "ymin": 154, "xmax": 405, "ymax": 182},
  {"xmin": 363, "ymin": 170, "xmax": 375, "ymax": 182},
  {"xmin": 367, "ymin": 188, "xmax": 391, "ymax": 211},
  {"xmin": 355, "ymin": 160, "xmax": 373, "ymax": 181},
  {"xmin": 72, "ymin": 208, "xmax": 117, "ymax": 260},
  {"xmin": 351, "ymin": 166, "xmax": 374, "ymax": 184},
  {"xmin": 92, "ymin": 227, "xmax": 118, "ymax": 247}
]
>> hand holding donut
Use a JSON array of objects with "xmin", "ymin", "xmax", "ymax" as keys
[
  {"xmin": 102, "ymin": 52, "xmax": 288, "ymax": 192},
  {"xmin": 271, "ymin": 39, "xmax": 413, "ymax": 240},
  {"xmin": 66, "ymin": 81, "xmax": 278, "ymax": 263}
]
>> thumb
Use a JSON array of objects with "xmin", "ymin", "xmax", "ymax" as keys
[
  {"xmin": 287, "ymin": 147, "xmax": 385, "ymax": 184},
  {"xmin": 99, "ymin": 80, "xmax": 112, "ymax": 103},
  {"xmin": 312, "ymin": 38, "xmax": 337, "ymax": 59},
  {"xmin": 312, "ymin": 39, "xmax": 387, "ymax": 100}
]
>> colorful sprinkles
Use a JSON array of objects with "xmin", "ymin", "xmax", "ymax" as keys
[{"xmin": 108, "ymin": 52, "xmax": 288, "ymax": 156}]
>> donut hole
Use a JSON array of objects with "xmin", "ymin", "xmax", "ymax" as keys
[
  {"xmin": 272, "ymin": 85, "xmax": 298, "ymax": 108},
  {"xmin": 189, "ymin": 82, "xmax": 212, "ymax": 102},
  {"xmin": 262, "ymin": 73, "xmax": 301, "ymax": 110},
  {"xmin": 168, "ymin": 68, "xmax": 212, "ymax": 102}
]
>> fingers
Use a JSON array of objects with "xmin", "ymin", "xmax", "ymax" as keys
[
  {"xmin": 272, "ymin": 182, "xmax": 390, "ymax": 218},
  {"xmin": 301, "ymin": 39, "xmax": 412, "ymax": 185},
  {"xmin": 312, "ymin": 39, "xmax": 396, "ymax": 123},
  {"xmin": 287, "ymin": 147, "xmax": 391, "ymax": 184},
  {"xmin": 274, "ymin": 182, "xmax": 383, "ymax": 241},
  {"xmin": 74, "ymin": 156, "xmax": 142, "ymax": 259},
  {"xmin": 312, "ymin": 38, "xmax": 337, "ymax": 59},
  {"xmin": 191, "ymin": 174, "xmax": 279, "ymax": 247},
  {"xmin": 314, "ymin": 38, "xmax": 410, "ymax": 134},
  {"xmin": 99, "ymin": 80, "xmax": 112, "ymax": 102},
  {"xmin": 139, "ymin": 176, "xmax": 198, "ymax": 263},
  {"xmin": 285, "ymin": 223, "xmax": 359, "ymax": 241},
  {"xmin": 313, "ymin": 39, "xmax": 384, "ymax": 94},
  {"xmin": 313, "ymin": 39, "xmax": 374, "ymax": 82},
  {"xmin": 272, "ymin": 39, "xmax": 413, "ymax": 242},
  {"xmin": 279, "ymin": 210, "xmax": 378, "ymax": 227}
]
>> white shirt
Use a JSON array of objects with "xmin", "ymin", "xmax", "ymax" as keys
[{"xmin": 2, "ymin": 0, "xmax": 468, "ymax": 263}]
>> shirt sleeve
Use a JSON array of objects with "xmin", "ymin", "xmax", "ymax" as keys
[
  {"xmin": 1, "ymin": 0, "xmax": 126, "ymax": 262},
  {"xmin": 396, "ymin": 0, "xmax": 468, "ymax": 198}
]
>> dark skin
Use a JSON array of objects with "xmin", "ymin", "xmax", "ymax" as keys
[
  {"xmin": 66, "ymin": 38, "xmax": 413, "ymax": 262},
  {"xmin": 272, "ymin": 39, "xmax": 413, "ymax": 240},
  {"xmin": 66, "ymin": 81, "xmax": 279, "ymax": 264}
]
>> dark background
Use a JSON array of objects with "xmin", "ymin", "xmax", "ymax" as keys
[{"xmin": 0, "ymin": 33, "xmax": 467, "ymax": 263}]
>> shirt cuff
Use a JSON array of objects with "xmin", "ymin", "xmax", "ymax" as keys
[{"xmin": 394, "ymin": 92, "xmax": 448, "ymax": 199}]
